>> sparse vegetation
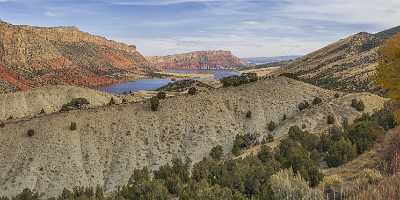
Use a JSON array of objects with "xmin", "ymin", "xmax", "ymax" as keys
[{"xmin": 150, "ymin": 96, "xmax": 160, "ymax": 111}]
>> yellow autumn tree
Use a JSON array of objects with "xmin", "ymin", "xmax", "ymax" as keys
[{"xmin": 376, "ymin": 33, "xmax": 400, "ymax": 121}]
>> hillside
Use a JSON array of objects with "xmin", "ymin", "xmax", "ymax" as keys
[
  {"xmin": 147, "ymin": 50, "xmax": 246, "ymax": 70},
  {"xmin": 280, "ymin": 25, "xmax": 400, "ymax": 93},
  {"xmin": 0, "ymin": 76, "xmax": 386, "ymax": 198},
  {"xmin": 0, "ymin": 21, "xmax": 152, "ymax": 93},
  {"xmin": 0, "ymin": 85, "xmax": 117, "ymax": 121}
]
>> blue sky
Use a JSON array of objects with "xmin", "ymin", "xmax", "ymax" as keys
[{"xmin": 0, "ymin": 0, "xmax": 399, "ymax": 57}]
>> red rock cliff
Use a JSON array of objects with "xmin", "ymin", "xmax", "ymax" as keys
[
  {"xmin": 0, "ymin": 21, "xmax": 152, "ymax": 93},
  {"xmin": 147, "ymin": 50, "xmax": 246, "ymax": 70}
]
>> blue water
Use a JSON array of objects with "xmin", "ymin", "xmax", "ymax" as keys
[{"xmin": 99, "ymin": 69, "xmax": 239, "ymax": 94}]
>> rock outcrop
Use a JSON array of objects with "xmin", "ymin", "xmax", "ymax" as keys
[
  {"xmin": 0, "ymin": 77, "xmax": 385, "ymax": 198},
  {"xmin": 279, "ymin": 25, "xmax": 400, "ymax": 93},
  {"xmin": 0, "ymin": 21, "xmax": 152, "ymax": 93},
  {"xmin": 147, "ymin": 50, "xmax": 246, "ymax": 70}
]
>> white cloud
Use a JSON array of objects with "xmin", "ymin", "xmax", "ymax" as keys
[{"xmin": 281, "ymin": 0, "xmax": 400, "ymax": 29}]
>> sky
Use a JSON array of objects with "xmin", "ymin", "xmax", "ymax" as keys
[{"xmin": 0, "ymin": 0, "xmax": 400, "ymax": 57}]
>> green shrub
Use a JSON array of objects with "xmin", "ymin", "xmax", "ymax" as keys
[
  {"xmin": 275, "ymin": 138, "xmax": 323, "ymax": 186},
  {"xmin": 70, "ymin": 122, "xmax": 77, "ymax": 131},
  {"xmin": 327, "ymin": 115, "xmax": 335, "ymax": 124},
  {"xmin": 210, "ymin": 145, "xmax": 224, "ymax": 161},
  {"xmin": 150, "ymin": 97, "xmax": 160, "ymax": 111},
  {"xmin": 372, "ymin": 101, "xmax": 398, "ymax": 130},
  {"xmin": 326, "ymin": 138, "xmax": 357, "ymax": 167},
  {"xmin": 157, "ymin": 91, "xmax": 167, "ymax": 99},
  {"xmin": 267, "ymin": 121, "xmax": 277, "ymax": 131},
  {"xmin": 312, "ymin": 97, "xmax": 322, "ymax": 105},
  {"xmin": 61, "ymin": 98, "xmax": 90, "ymax": 112},
  {"xmin": 257, "ymin": 145, "xmax": 273, "ymax": 163},
  {"xmin": 264, "ymin": 134, "xmax": 274, "ymax": 143},
  {"xmin": 347, "ymin": 120, "xmax": 385, "ymax": 154},
  {"xmin": 27, "ymin": 129, "xmax": 35, "ymax": 137},
  {"xmin": 220, "ymin": 73, "xmax": 258, "ymax": 87},
  {"xmin": 232, "ymin": 133, "xmax": 257, "ymax": 156},
  {"xmin": 351, "ymin": 99, "xmax": 365, "ymax": 112}
]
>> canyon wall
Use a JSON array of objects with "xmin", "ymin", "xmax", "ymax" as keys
[
  {"xmin": 147, "ymin": 50, "xmax": 246, "ymax": 70},
  {"xmin": 0, "ymin": 21, "xmax": 151, "ymax": 93}
]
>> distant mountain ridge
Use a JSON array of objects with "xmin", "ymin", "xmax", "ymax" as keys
[
  {"xmin": 0, "ymin": 21, "xmax": 152, "ymax": 93},
  {"xmin": 147, "ymin": 50, "xmax": 246, "ymax": 70},
  {"xmin": 279, "ymin": 25, "xmax": 400, "ymax": 93},
  {"xmin": 241, "ymin": 55, "xmax": 300, "ymax": 65}
]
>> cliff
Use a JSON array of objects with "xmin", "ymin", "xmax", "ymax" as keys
[
  {"xmin": 0, "ymin": 21, "xmax": 152, "ymax": 93},
  {"xmin": 147, "ymin": 50, "xmax": 246, "ymax": 70}
]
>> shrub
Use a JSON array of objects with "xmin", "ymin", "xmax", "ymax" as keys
[
  {"xmin": 61, "ymin": 98, "xmax": 90, "ymax": 112},
  {"xmin": 188, "ymin": 87, "xmax": 197, "ymax": 95},
  {"xmin": 347, "ymin": 120, "xmax": 385, "ymax": 154},
  {"xmin": 246, "ymin": 111, "xmax": 252, "ymax": 119},
  {"xmin": 40, "ymin": 108, "xmax": 45, "ymax": 114},
  {"xmin": 70, "ymin": 122, "xmax": 77, "ymax": 131},
  {"xmin": 326, "ymin": 138, "xmax": 357, "ymax": 167},
  {"xmin": 210, "ymin": 145, "xmax": 224, "ymax": 161},
  {"xmin": 264, "ymin": 134, "xmax": 274, "ymax": 143},
  {"xmin": 372, "ymin": 101, "xmax": 398, "ymax": 130},
  {"xmin": 157, "ymin": 91, "xmax": 167, "ymax": 99},
  {"xmin": 257, "ymin": 145, "xmax": 273, "ymax": 163},
  {"xmin": 268, "ymin": 121, "xmax": 277, "ymax": 131},
  {"xmin": 220, "ymin": 73, "xmax": 258, "ymax": 87},
  {"xmin": 27, "ymin": 129, "xmax": 35, "ymax": 137},
  {"xmin": 232, "ymin": 133, "xmax": 257, "ymax": 156},
  {"xmin": 150, "ymin": 97, "xmax": 160, "ymax": 111},
  {"xmin": 275, "ymin": 138, "xmax": 323, "ymax": 186},
  {"xmin": 109, "ymin": 97, "xmax": 116, "ymax": 105},
  {"xmin": 312, "ymin": 97, "xmax": 322, "ymax": 105},
  {"xmin": 298, "ymin": 101, "xmax": 310, "ymax": 111},
  {"xmin": 351, "ymin": 99, "xmax": 365, "ymax": 112},
  {"xmin": 334, "ymin": 93, "xmax": 340, "ymax": 98},
  {"xmin": 270, "ymin": 169, "xmax": 324, "ymax": 200},
  {"xmin": 0, "ymin": 122, "xmax": 4, "ymax": 128},
  {"xmin": 327, "ymin": 115, "xmax": 335, "ymax": 124},
  {"xmin": 282, "ymin": 114, "xmax": 287, "ymax": 121}
]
